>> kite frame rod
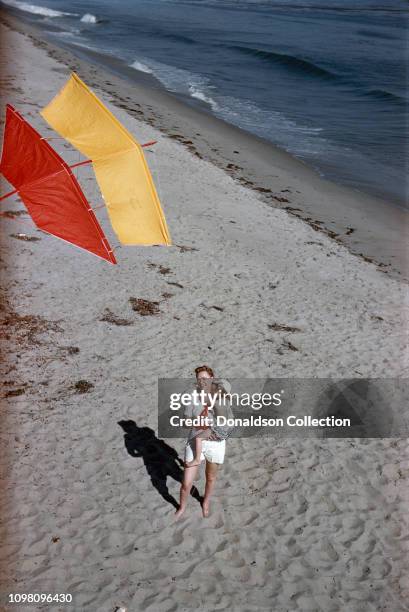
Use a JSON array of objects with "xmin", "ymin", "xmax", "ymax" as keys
[
  {"xmin": 70, "ymin": 160, "xmax": 92, "ymax": 169},
  {"xmin": 141, "ymin": 140, "xmax": 158, "ymax": 148},
  {"xmin": 68, "ymin": 141, "xmax": 158, "ymax": 169},
  {"xmin": 0, "ymin": 141, "xmax": 159, "ymax": 201},
  {"xmin": 0, "ymin": 188, "xmax": 18, "ymax": 202},
  {"xmin": 44, "ymin": 138, "xmax": 157, "ymax": 146}
]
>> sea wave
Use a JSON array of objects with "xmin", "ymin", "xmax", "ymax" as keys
[
  {"xmin": 230, "ymin": 45, "xmax": 338, "ymax": 79},
  {"xmin": 130, "ymin": 60, "xmax": 154, "ymax": 74},
  {"xmin": 160, "ymin": 32, "xmax": 197, "ymax": 45},
  {"xmin": 188, "ymin": 84, "xmax": 219, "ymax": 110},
  {"xmin": 216, "ymin": 94, "xmax": 326, "ymax": 155},
  {"xmin": 57, "ymin": 38, "xmax": 104, "ymax": 53},
  {"xmin": 130, "ymin": 56, "xmax": 220, "ymax": 111},
  {"xmin": 80, "ymin": 13, "xmax": 103, "ymax": 24},
  {"xmin": 157, "ymin": 0, "xmax": 409, "ymax": 14},
  {"xmin": 129, "ymin": 50, "xmax": 326, "ymax": 154},
  {"xmin": 363, "ymin": 88, "xmax": 407, "ymax": 104},
  {"xmin": 49, "ymin": 29, "xmax": 81, "ymax": 38},
  {"xmin": 356, "ymin": 28, "xmax": 397, "ymax": 40},
  {"xmin": 0, "ymin": 0, "xmax": 77, "ymax": 17},
  {"xmin": 128, "ymin": 53, "xmax": 329, "ymax": 142}
]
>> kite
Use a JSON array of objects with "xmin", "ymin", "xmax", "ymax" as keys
[
  {"xmin": 0, "ymin": 104, "xmax": 116, "ymax": 264},
  {"xmin": 41, "ymin": 72, "xmax": 172, "ymax": 246}
]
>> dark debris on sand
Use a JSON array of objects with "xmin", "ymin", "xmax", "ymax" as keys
[
  {"xmin": 4, "ymin": 387, "xmax": 26, "ymax": 398},
  {"xmin": 147, "ymin": 262, "xmax": 172, "ymax": 275},
  {"xmin": 129, "ymin": 298, "xmax": 160, "ymax": 316},
  {"xmin": 73, "ymin": 380, "xmax": 94, "ymax": 394},
  {"xmin": 176, "ymin": 244, "xmax": 198, "ymax": 253},
  {"xmin": 100, "ymin": 308, "xmax": 134, "ymax": 326},
  {"xmin": 0, "ymin": 294, "xmax": 63, "ymax": 347},
  {"xmin": 283, "ymin": 341, "xmax": 299, "ymax": 352},
  {"xmin": 10, "ymin": 233, "xmax": 41, "ymax": 242},
  {"xmin": 60, "ymin": 346, "xmax": 80, "ymax": 355},
  {"xmin": 268, "ymin": 323, "xmax": 301, "ymax": 333},
  {"xmin": 200, "ymin": 303, "xmax": 224, "ymax": 312},
  {"xmin": 2, "ymin": 210, "xmax": 27, "ymax": 218}
]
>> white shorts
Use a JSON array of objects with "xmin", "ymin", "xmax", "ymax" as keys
[{"xmin": 184, "ymin": 439, "xmax": 226, "ymax": 465}]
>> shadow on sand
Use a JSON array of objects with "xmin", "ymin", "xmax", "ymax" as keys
[{"xmin": 118, "ymin": 420, "xmax": 202, "ymax": 509}]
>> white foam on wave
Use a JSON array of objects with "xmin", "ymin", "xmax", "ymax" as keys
[
  {"xmin": 216, "ymin": 94, "xmax": 329, "ymax": 157},
  {"xmin": 1, "ymin": 0, "xmax": 77, "ymax": 17},
  {"xmin": 130, "ymin": 60, "xmax": 153, "ymax": 75},
  {"xmin": 50, "ymin": 29, "xmax": 81, "ymax": 37},
  {"xmin": 130, "ymin": 56, "xmax": 220, "ymax": 111},
  {"xmin": 188, "ymin": 84, "xmax": 220, "ymax": 111},
  {"xmin": 60, "ymin": 38, "xmax": 101, "ymax": 52},
  {"xmin": 80, "ymin": 13, "xmax": 101, "ymax": 24}
]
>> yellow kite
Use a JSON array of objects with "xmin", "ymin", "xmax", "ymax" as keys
[{"xmin": 41, "ymin": 73, "xmax": 171, "ymax": 246}]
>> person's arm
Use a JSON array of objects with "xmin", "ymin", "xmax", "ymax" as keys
[
  {"xmin": 181, "ymin": 388, "xmax": 201, "ymax": 435},
  {"xmin": 183, "ymin": 392, "xmax": 194, "ymax": 420}
]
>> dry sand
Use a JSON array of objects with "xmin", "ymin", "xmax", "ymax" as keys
[{"xmin": 0, "ymin": 17, "xmax": 409, "ymax": 612}]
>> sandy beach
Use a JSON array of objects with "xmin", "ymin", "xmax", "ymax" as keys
[{"xmin": 1, "ymin": 11, "xmax": 409, "ymax": 612}]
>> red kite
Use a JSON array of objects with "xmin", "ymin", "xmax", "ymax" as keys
[{"xmin": 0, "ymin": 104, "xmax": 116, "ymax": 264}]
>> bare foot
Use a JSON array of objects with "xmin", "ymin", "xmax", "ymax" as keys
[
  {"xmin": 174, "ymin": 506, "xmax": 186, "ymax": 520},
  {"xmin": 202, "ymin": 500, "xmax": 210, "ymax": 518}
]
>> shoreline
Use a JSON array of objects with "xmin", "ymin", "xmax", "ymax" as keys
[{"xmin": 1, "ymin": 9, "xmax": 408, "ymax": 280}]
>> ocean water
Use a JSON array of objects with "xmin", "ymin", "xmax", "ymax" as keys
[{"xmin": 1, "ymin": 0, "xmax": 408, "ymax": 206}]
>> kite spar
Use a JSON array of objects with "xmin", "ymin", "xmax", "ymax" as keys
[
  {"xmin": 41, "ymin": 73, "xmax": 172, "ymax": 247},
  {"xmin": 0, "ymin": 104, "xmax": 117, "ymax": 264}
]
